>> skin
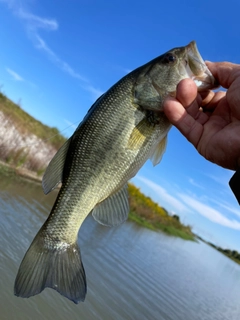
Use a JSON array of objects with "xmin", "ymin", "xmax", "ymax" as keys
[{"xmin": 163, "ymin": 61, "xmax": 240, "ymax": 171}]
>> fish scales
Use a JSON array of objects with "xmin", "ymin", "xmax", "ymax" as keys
[
  {"xmin": 49, "ymin": 73, "xmax": 166, "ymax": 230},
  {"xmin": 14, "ymin": 41, "xmax": 218, "ymax": 304}
]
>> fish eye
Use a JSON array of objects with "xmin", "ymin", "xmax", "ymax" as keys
[{"xmin": 164, "ymin": 53, "xmax": 176, "ymax": 63}]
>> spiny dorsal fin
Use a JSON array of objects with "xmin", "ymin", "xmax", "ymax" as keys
[
  {"xmin": 150, "ymin": 135, "xmax": 167, "ymax": 166},
  {"xmin": 42, "ymin": 138, "xmax": 71, "ymax": 194},
  {"xmin": 92, "ymin": 184, "xmax": 129, "ymax": 227}
]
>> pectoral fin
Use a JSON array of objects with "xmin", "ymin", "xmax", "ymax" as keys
[
  {"xmin": 127, "ymin": 118, "xmax": 154, "ymax": 150},
  {"xmin": 92, "ymin": 184, "xmax": 129, "ymax": 227},
  {"xmin": 150, "ymin": 135, "xmax": 167, "ymax": 166},
  {"xmin": 42, "ymin": 138, "xmax": 71, "ymax": 194}
]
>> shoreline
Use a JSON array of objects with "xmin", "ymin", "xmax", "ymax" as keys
[
  {"xmin": 0, "ymin": 160, "xmax": 195, "ymax": 241},
  {"xmin": 0, "ymin": 160, "xmax": 42, "ymax": 184}
]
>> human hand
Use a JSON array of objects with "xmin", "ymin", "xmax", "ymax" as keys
[{"xmin": 163, "ymin": 61, "xmax": 240, "ymax": 171}]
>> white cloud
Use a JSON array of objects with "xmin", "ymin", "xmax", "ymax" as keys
[
  {"xmin": 178, "ymin": 193, "xmax": 240, "ymax": 230},
  {"xmin": 136, "ymin": 175, "xmax": 190, "ymax": 213},
  {"xmin": 188, "ymin": 178, "xmax": 204, "ymax": 189},
  {"xmin": 84, "ymin": 85, "xmax": 104, "ymax": 101},
  {"xmin": 0, "ymin": 2, "xmax": 105, "ymax": 98},
  {"xmin": 34, "ymin": 35, "xmax": 88, "ymax": 82},
  {"xmin": 6, "ymin": 67, "xmax": 24, "ymax": 81},
  {"xmin": 34, "ymin": 34, "xmax": 53, "ymax": 53},
  {"xmin": 205, "ymin": 171, "xmax": 233, "ymax": 187},
  {"xmin": 0, "ymin": 0, "xmax": 58, "ymax": 32},
  {"xmin": 1, "ymin": 2, "xmax": 88, "ymax": 83},
  {"xmin": 18, "ymin": 8, "xmax": 58, "ymax": 31},
  {"xmin": 210, "ymin": 198, "xmax": 240, "ymax": 219}
]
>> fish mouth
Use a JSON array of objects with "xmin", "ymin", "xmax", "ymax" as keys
[{"xmin": 185, "ymin": 41, "xmax": 219, "ymax": 90}]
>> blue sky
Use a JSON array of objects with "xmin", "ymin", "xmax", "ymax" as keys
[{"xmin": 0, "ymin": 0, "xmax": 240, "ymax": 251}]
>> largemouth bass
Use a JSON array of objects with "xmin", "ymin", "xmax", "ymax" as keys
[{"xmin": 14, "ymin": 41, "xmax": 217, "ymax": 304}]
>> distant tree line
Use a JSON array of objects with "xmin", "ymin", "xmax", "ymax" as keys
[
  {"xmin": 218, "ymin": 247, "xmax": 240, "ymax": 262},
  {"xmin": 206, "ymin": 241, "xmax": 240, "ymax": 264}
]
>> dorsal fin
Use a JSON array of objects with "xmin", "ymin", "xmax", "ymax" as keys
[{"xmin": 42, "ymin": 138, "xmax": 71, "ymax": 194}]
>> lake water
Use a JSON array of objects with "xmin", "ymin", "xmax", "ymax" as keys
[{"xmin": 0, "ymin": 173, "xmax": 240, "ymax": 320}]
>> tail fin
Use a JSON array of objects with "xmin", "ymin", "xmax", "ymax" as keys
[{"xmin": 14, "ymin": 233, "xmax": 86, "ymax": 304}]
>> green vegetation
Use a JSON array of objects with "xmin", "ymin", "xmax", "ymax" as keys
[
  {"xmin": 0, "ymin": 92, "xmax": 66, "ymax": 149},
  {"xmin": 0, "ymin": 161, "xmax": 17, "ymax": 178},
  {"xmin": 128, "ymin": 183, "xmax": 195, "ymax": 240},
  {"xmin": 217, "ymin": 247, "xmax": 240, "ymax": 265}
]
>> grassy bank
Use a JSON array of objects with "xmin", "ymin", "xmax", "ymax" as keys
[
  {"xmin": 0, "ymin": 161, "xmax": 17, "ymax": 178},
  {"xmin": 129, "ymin": 211, "xmax": 194, "ymax": 240},
  {"xmin": 0, "ymin": 92, "xmax": 66, "ymax": 150},
  {"xmin": 128, "ymin": 183, "xmax": 195, "ymax": 240},
  {"xmin": 0, "ymin": 161, "xmax": 46, "ymax": 188}
]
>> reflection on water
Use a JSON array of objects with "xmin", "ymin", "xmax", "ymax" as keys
[{"xmin": 0, "ymin": 174, "xmax": 240, "ymax": 320}]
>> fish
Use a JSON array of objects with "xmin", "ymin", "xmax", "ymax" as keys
[{"xmin": 14, "ymin": 41, "xmax": 217, "ymax": 304}]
